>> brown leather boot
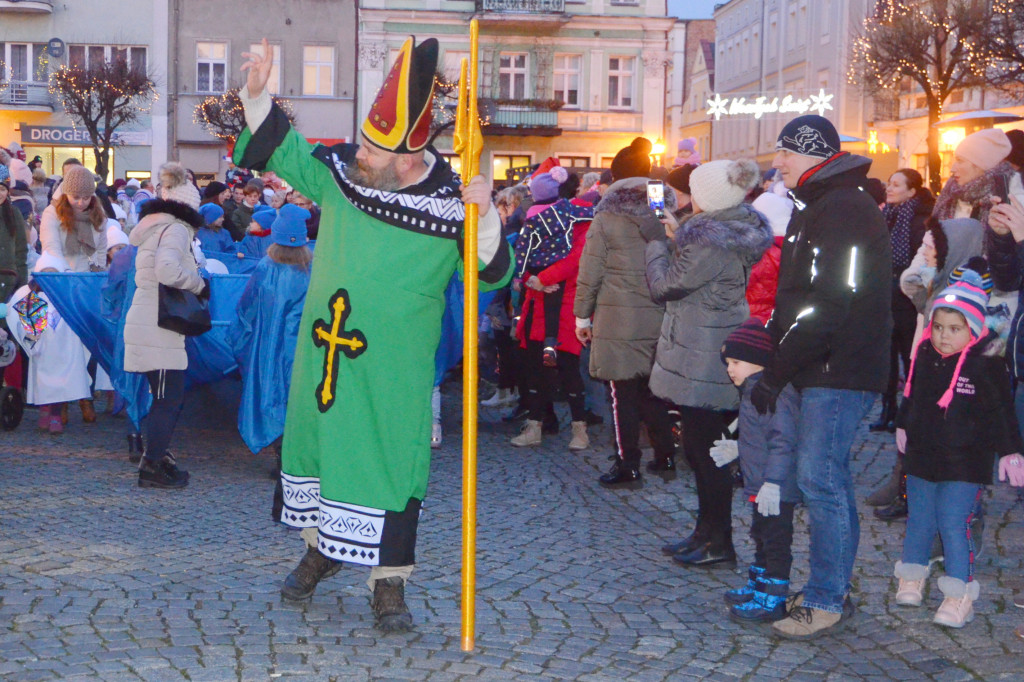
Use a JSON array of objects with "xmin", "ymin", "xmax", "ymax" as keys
[
  {"xmin": 280, "ymin": 546, "xmax": 342, "ymax": 600},
  {"xmin": 79, "ymin": 399, "xmax": 96, "ymax": 423},
  {"xmin": 372, "ymin": 577, "xmax": 413, "ymax": 632}
]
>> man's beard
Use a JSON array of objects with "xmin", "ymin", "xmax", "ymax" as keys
[{"xmin": 344, "ymin": 158, "xmax": 402, "ymax": 191}]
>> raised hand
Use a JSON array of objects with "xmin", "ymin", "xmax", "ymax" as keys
[{"xmin": 240, "ymin": 38, "xmax": 274, "ymax": 97}]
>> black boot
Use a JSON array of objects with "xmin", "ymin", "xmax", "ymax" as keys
[
  {"xmin": 599, "ymin": 459, "xmax": 643, "ymax": 490},
  {"xmin": 372, "ymin": 577, "xmax": 413, "ymax": 632},
  {"xmin": 866, "ymin": 456, "xmax": 903, "ymax": 506},
  {"xmin": 280, "ymin": 546, "xmax": 342, "ymax": 600},
  {"xmin": 874, "ymin": 472, "xmax": 908, "ymax": 521},
  {"xmin": 138, "ymin": 453, "xmax": 188, "ymax": 489},
  {"xmin": 661, "ymin": 520, "xmax": 709, "ymax": 556},
  {"xmin": 673, "ymin": 538, "xmax": 737, "ymax": 568},
  {"xmin": 646, "ymin": 455, "xmax": 677, "ymax": 482},
  {"xmin": 127, "ymin": 432, "xmax": 143, "ymax": 464},
  {"xmin": 869, "ymin": 395, "xmax": 897, "ymax": 433}
]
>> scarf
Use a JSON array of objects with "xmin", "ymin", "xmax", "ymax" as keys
[
  {"xmin": 884, "ymin": 197, "xmax": 919, "ymax": 274},
  {"xmin": 932, "ymin": 162, "xmax": 1015, "ymax": 228},
  {"xmin": 63, "ymin": 210, "xmax": 97, "ymax": 260}
]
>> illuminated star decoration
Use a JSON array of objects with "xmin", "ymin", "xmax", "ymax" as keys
[
  {"xmin": 809, "ymin": 88, "xmax": 834, "ymax": 116},
  {"xmin": 706, "ymin": 93, "xmax": 729, "ymax": 120}
]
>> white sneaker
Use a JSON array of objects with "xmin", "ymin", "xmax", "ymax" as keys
[
  {"xmin": 481, "ymin": 388, "xmax": 515, "ymax": 408},
  {"xmin": 933, "ymin": 577, "xmax": 979, "ymax": 628},
  {"xmin": 431, "ymin": 423, "xmax": 442, "ymax": 449}
]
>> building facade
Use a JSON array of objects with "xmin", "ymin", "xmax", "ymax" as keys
[
  {"xmin": 0, "ymin": 0, "xmax": 168, "ymax": 181},
  {"xmin": 666, "ymin": 18, "xmax": 714, "ymax": 166},
  {"xmin": 170, "ymin": 0, "xmax": 357, "ymax": 184},
  {"xmin": 359, "ymin": 0, "xmax": 675, "ymax": 183},
  {"xmin": 706, "ymin": 0, "xmax": 875, "ymax": 167}
]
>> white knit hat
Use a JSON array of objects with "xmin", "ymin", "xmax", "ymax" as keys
[
  {"xmin": 751, "ymin": 191, "xmax": 793, "ymax": 238},
  {"xmin": 106, "ymin": 221, "xmax": 130, "ymax": 250},
  {"xmin": 33, "ymin": 252, "xmax": 70, "ymax": 273},
  {"xmin": 158, "ymin": 162, "xmax": 201, "ymax": 209},
  {"xmin": 689, "ymin": 159, "xmax": 761, "ymax": 213}
]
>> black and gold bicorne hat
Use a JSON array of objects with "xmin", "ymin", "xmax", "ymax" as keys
[{"xmin": 361, "ymin": 36, "xmax": 439, "ymax": 154}]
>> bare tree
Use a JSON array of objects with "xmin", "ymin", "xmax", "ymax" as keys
[
  {"xmin": 49, "ymin": 58, "xmax": 156, "ymax": 179},
  {"xmin": 984, "ymin": 0, "xmax": 1024, "ymax": 93},
  {"xmin": 850, "ymin": 0, "xmax": 996, "ymax": 192},
  {"xmin": 193, "ymin": 88, "xmax": 295, "ymax": 146}
]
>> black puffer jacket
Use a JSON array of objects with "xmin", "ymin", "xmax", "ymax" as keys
[
  {"xmin": 767, "ymin": 153, "xmax": 892, "ymax": 392},
  {"xmin": 896, "ymin": 334, "xmax": 1022, "ymax": 485}
]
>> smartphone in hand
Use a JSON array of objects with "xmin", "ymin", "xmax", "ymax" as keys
[
  {"xmin": 647, "ymin": 180, "xmax": 666, "ymax": 219},
  {"xmin": 993, "ymin": 174, "xmax": 1010, "ymax": 205}
]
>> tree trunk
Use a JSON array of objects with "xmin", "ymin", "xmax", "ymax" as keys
[
  {"xmin": 926, "ymin": 101, "xmax": 942, "ymax": 195},
  {"xmin": 94, "ymin": 145, "xmax": 110, "ymax": 181}
]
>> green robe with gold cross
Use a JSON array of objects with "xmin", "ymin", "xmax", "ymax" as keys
[{"xmin": 234, "ymin": 103, "xmax": 511, "ymax": 567}]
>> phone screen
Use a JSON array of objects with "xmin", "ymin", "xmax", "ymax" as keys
[
  {"xmin": 994, "ymin": 175, "xmax": 1010, "ymax": 204},
  {"xmin": 647, "ymin": 181, "xmax": 665, "ymax": 218}
]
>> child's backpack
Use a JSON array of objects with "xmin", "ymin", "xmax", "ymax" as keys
[{"xmin": 513, "ymin": 199, "xmax": 593, "ymax": 276}]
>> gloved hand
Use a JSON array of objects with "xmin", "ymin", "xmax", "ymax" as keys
[
  {"xmin": 998, "ymin": 453, "xmax": 1024, "ymax": 487},
  {"xmin": 750, "ymin": 375, "xmax": 782, "ymax": 415},
  {"xmin": 895, "ymin": 427, "xmax": 907, "ymax": 453},
  {"xmin": 638, "ymin": 216, "xmax": 666, "ymax": 243},
  {"xmin": 709, "ymin": 438, "xmax": 738, "ymax": 467},
  {"xmin": 755, "ymin": 482, "xmax": 781, "ymax": 516}
]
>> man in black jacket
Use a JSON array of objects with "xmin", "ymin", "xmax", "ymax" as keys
[{"xmin": 751, "ymin": 115, "xmax": 892, "ymax": 639}]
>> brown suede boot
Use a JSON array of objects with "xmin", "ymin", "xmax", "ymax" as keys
[
  {"xmin": 79, "ymin": 399, "xmax": 97, "ymax": 424},
  {"xmin": 280, "ymin": 546, "xmax": 342, "ymax": 600},
  {"xmin": 372, "ymin": 577, "xmax": 413, "ymax": 632}
]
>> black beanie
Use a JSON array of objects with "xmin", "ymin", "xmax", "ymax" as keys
[
  {"xmin": 667, "ymin": 164, "xmax": 696, "ymax": 194},
  {"xmin": 720, "ymin": 318, "xmax": 774, "ymax": 367},
  {"xmin": 611, "ymin": 137, "xmax": 652, "ymax": 181},
  {"xmin": 776, "ymin": 115, "xmax": 841, "ymax": 159},
  {"xmin": 203, "ymin": 181, "xmax": 228, "ymax": 199},
  {"xmin": 1006, "ymin": 129, "xmax": 1024, "ymax": 168}
]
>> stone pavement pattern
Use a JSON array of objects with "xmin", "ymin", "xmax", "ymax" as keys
[{"xmin": 1, "ymin": 381, "xmax": 1023, "ymax": 681}]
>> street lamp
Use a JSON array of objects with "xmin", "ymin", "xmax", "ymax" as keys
[{"xmin": 651, "ymin": 138, "xmax": 666, "ymax": 167}]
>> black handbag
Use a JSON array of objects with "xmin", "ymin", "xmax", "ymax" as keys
[{"xmin": 155, "ymin": 227, "xmax": 212, "ymax": 336}]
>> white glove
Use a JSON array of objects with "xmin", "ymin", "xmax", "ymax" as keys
[
  {"xmin": 998, "ymin": 454, "xmax": 1024, "ymax": 487},
  {"xmin": 895, "ymin": 427, "xmax": 907, "ymax": 453},
  {"xmin": 755, "ymin": 482, "xmax": 781, "ymax": 516},
  {"xmin": 709, "ymin": 439, "xmax": 738, "ymax": 467}
]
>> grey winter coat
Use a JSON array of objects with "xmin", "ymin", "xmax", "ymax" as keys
[
  {"xmin": 123, "ymin": 199, "xmax": 207, "ymax": 373},
  {"xmin": 645, "ymin": 204, "xmax": 773, "ymax": 410},
  {"xmin": 737, "ymin": 373, "xmax": 801, "ymax": 502},
  {"xmin": 574, "ymin": 177, "xmax": 673, "ymax": 381}
]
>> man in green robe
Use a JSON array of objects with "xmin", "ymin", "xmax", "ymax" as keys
[{"xmin": 235, "ymin": 37, "xmax": 511, "ymax": 631}]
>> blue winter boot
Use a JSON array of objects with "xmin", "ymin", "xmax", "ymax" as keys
[
  {"xmin": 724, "ymin": 565, "xmax": 766, "ymax": 605},
  {"xmin": 729, "ymin": 576, "xmax": 790, "ymax": 623}
]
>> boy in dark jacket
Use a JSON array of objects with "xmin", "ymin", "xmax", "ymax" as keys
[
  {"xmin": 711, "ymin": 318, "xmax": 801, "ymax": 622},
  {"xmin": 893, "ymin": 270, "xmax": 1023, "ymax": 629}
]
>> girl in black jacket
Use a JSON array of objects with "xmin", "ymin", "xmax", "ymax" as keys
[{"xmin": 893, "ymin": 268, "xmax": 1024, "ymax": 629}]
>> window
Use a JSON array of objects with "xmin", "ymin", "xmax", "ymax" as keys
[
  {"xmin": 69, "ymin": 45, "xmax": 147, "ymax": 73},
  {"xmin": 498, "ymin": 53, "xmax": 529, "ymax": 100},
  {"xmin": 196, "ymin": 42, "xmax": 227, "ymax": 93},
  {"xmin": 249, "ymin": 43, "xmax": 281, "ymax": 94},
  {"xmin": 303, "ymin": 45, "xmax": 334, "ymax": 96},
  {"xmin": 560, "ymin": 156, "xmax": 590, "ymax": 167},
  {"xmin": 820, "ymin": 0, "xmax": 831, "ymax": 43},
  {"xmin": 1, "ymin": 43, "xmax": 48, "ymax": 82},
  {"xmin": 492, "ymin": 154, "xmax": 531, "ymax": 183},
  {"xmin": 553, "ymin": 54, "xmax": 581, "ymax": 108},
  {"xmin": 950, "ymin": 89, "xmax": 964, "ymax": 104},
  {"xmin": 608, "ymin": 56, "xmax": 634, "ymax": 109},
  {"xmin": 768, "ymin": 12, "xmax": 778, "ymax": 59}
]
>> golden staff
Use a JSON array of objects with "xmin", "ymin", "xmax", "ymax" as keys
[{"xmin": 453, "ymin": 18, "xmax": 483, "ymax": 653}]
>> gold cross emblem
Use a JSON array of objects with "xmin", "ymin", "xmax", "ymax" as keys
[{"xmin": 312, "ymin": 289, "xmax": 367, "ymax": 413}]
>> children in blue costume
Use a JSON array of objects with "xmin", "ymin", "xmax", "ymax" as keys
[
  {"xmin": 236, "ymin": 207, "xmax": 276, "ymax": 260},
  {"xmin": 196, "ymin": 203, "xmax": 235, "ymax": 255},
  {"xmin": 232, "ymin": 203, "xmax": 313, "ymax": 454}
]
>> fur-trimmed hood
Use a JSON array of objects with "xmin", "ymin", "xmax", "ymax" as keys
[
  {"xmin": 675, "ymin": 204, "xmax": 773, "ymax": 266},
  {"xmin": 130, "ymin": 198, "xmax": 204, "ymax": 247},
  {"xmin": 595, "ymin": 177, "xmax": 678, "ymax": 218}
]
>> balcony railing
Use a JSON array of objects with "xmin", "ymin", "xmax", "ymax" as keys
[
  {"xmin": 479, "ymin": 99, "xmax": 562, "ymax": 136},
  {"xmin": 0, "ymin": 0, "xmax": 54, "ymax": 13},
  {"xmin": 477, "ymin": 0, "xmax": 565, "ymax": 12},
  {"xmin": 0, "ymin": 81, "xmax": 54, "ymax": 108}
]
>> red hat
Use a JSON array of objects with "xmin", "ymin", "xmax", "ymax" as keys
[{"xmin": 361, "ymin": 36, "xmax": 438, "ymax": 154}]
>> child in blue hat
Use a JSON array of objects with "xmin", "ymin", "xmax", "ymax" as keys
[
  {"xmin": 196, "ymin": 203, "xmax": 235, "ymax": 255},
  {"xmin": 231, "ymin": 201, "xmax": 312, "ymax": 517},
  {"xmin": 237, "ymin": 206, "xmax": 277, "ymax": 261}
]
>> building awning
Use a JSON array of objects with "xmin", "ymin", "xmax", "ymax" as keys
[{"xmin": 932, "ymin": 110, "xmax": 1024, "ymax": 128}]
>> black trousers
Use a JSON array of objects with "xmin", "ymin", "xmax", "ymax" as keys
[
  {"xmin": 524, "ymin": 340, "xmax": 585, "ymax": 422},
  {"xmin": 679, "ymin": 406, "xmax": 736, "ymax": 546},
  {"xmin": 609, "ymin": 376, "xmax": 675, "ymax": 464},
  {"xmin": 144, "ymin": 369, "xmax": 185, "ymax": 463},
  {"xmin": 750, "ymin": 501, "xmax": 797, "ymax": 580},
  {"xmin": 493, "ymin": 328, "xmax": 520, "ymax": 391},
  {"xmin": 885, "ymin": 284, "xmax": 918, "ymax": 400}
]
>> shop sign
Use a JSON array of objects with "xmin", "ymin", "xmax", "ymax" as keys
[
  {"xmin": 20, "ymin": 124, "xmax": 152, "ymax": 146},
  {"xmin": 706, "ymin": 89, "xmax": 834, "ymax": 121},
  {"xmin": 47, "ymin": 39, "xmax": 65, "ymax": 59}
]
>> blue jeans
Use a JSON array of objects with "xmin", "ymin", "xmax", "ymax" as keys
[
  {"xmin": 796, "ymin": 388, "xmax": 877, "ymax": 613},
  {"xmin": 1014, "ymin": 384, "xmax": 1024, "ymax": 444},
  {"xmin": 902, "ymin": 476, "xmax": 982, "ymax": 582}
]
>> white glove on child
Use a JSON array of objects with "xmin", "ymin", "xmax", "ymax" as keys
[
  {"xmin": 709, "ymin": 439, "xmax": 738, "ymax": 467},
  {"xmin": 895, "ymin": 427, "xmax": 907, "ymax": 453},
  {"xmin": 755, "ymin": 482, "xmax": 781, "ymax": 516}
]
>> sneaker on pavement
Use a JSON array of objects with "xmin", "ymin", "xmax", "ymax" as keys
[
  {"xmin": 772, "ymin": 595, "xmax": 855, "ymax": 640},
  {"xmin": 138, "ymin": 454, "xmax": 189, "ymax": 489},
  {"xmin": 430, "ymin": 422, "xmax": 442, "ymax": 449}
]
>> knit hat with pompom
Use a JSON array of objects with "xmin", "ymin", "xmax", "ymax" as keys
[
  {"xmin": 530, "ymin": 165, "xmax": 569, "ymax": 203},
  {"xmin": 611, "ymin": 137, "xmax": 653, "ymax": 181},
  {"xmin": 158, "ymin": 162, "xmax": 201, "ymax": 209},
  {"xmin": 689, "ymin": 158, "xmax": 760, "ymax": 213}
]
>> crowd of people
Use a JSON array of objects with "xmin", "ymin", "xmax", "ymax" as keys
[{"xmin": 3, "ymin": 34, "xmax": 1024, "ymax": 641}]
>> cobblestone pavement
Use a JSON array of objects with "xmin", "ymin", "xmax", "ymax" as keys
[{"xmin": 1, "ymin": 380, "xmax": 1023, "ymax": 681}]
